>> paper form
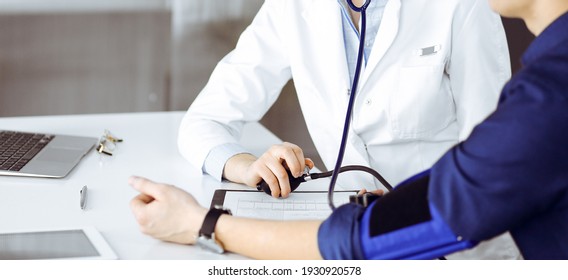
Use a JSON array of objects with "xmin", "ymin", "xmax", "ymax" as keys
[{"xmin": 222, "ymin": 191, "xmax": 355, "ymax": 220}]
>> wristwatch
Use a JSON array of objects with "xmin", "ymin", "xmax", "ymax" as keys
[{"xmin": 196, "ymin": 205, "xmax": 232, "ymax": 254}]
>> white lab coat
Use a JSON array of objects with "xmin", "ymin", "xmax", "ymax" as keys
[{"xmin": 179, "ymin": 0, "xmax": 520, "ymax": 259}]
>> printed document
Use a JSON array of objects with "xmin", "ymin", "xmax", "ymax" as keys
[{"xmin": 222, "ymin": 191, "xmax": 355, "ymax": 220}]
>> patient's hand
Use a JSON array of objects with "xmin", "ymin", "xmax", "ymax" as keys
[{"xmin": 129, "ymin": 176, "xmax": 207, "ymax": 245}]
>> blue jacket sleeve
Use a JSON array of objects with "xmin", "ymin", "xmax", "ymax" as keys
[
  {"xmin": 429, "ymin": 64, "xmax": 568, "ymax": 242},
  {"xmin": 318, "ymin": 203, "xmax": 367, "ymax": 260}
]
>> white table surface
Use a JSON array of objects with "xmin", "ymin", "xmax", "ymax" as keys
[{"xmin": 0, "ymin": 111, "xmax": 330, "ymax": 260}]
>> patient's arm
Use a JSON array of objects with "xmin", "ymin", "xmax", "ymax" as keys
[
  {"xmin": 216, "ymin": 216, "xmax": 323, "ymax": 259},
  {"xmin": 129, "ymin": 176, "xmax": 323, "ymax": 259}
]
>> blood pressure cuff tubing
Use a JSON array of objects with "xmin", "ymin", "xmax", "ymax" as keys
[{"xmin": 318, "ymin": 171, "xmax": 477, "ymax": 259}]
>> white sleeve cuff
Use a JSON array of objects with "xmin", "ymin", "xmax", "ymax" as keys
[{"xmin": 203, "ymin": 143, "xmax": 251, "ymax": 181}]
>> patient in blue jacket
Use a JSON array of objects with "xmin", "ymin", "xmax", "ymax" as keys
[{"xmin": 128, "ymin": 0, "xmax": 568, "ymax": 259}]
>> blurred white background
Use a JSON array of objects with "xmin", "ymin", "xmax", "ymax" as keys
[{"xmin": 0, "ymin": 0, "xmax": 534, "ymax": 170}]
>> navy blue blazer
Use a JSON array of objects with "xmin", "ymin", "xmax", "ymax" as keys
[
  {"xmin": 318, "ymin": 11, "xmax": 568, "ymax": 260},
  {"xmin": 430, "ymin": 11, "xmax": 568, "ymax": 259}
]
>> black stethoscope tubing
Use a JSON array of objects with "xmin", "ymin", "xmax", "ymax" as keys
[{"xmin": 328, "ymin": 0, "xmax": 379, "ymax": 210}]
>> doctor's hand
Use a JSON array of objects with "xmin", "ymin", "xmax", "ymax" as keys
[
  {"xmin": 129, "ymin": 176, "xmax": 207, "ymax": 245},
  {"xmin": 358, "ymin": 188, "xmax": 385, "ymax": 196},
  {"xmin": 223, "ymin": 142, "xmax": 314, "ymax": 198}
]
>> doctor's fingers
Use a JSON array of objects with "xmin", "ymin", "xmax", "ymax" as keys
[
  {"xmin": 267, "ymin": 142, "xmax": 306, "ymax": 178},
  {"xmin": 251, "ymin": 161, "xmax": 284, "ymax": 198},
  {"xmin": 357, "ymin": 188, "xmax": 384, "ymax": 196},
  {"xmin": 265, "ymin": 159, "xmax": 294, "ymax": 198},
  {"xmin": 305, "ymin": 158, "xmax": 315, "ymax": 170}
]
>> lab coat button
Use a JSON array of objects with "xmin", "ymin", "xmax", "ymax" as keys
[{"xmin": 365, "ymin": 99, "xmax": 372, "ymax": 105}]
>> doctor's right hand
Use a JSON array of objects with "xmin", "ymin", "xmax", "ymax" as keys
[{"xmin": 223, "ymin": 142, "xmax": 314, "ymax": 198}]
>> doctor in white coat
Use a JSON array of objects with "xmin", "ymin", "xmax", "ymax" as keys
[{"xmin": 178, "ymin": 0, "xmax": 519, "ymax": 259}]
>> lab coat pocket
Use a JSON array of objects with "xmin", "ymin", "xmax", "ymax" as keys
[{"xmin": 390, "ymin": 64, "xmax": 452, "ymax": 139}]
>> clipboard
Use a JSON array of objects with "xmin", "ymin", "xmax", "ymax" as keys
[{"xmin": 211, "ymin": 189, "xmax": 358, "ymax": 221}]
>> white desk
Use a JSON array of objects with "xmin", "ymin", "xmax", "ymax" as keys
[{"xmin": 0, "ymin": 111, "xmax": 327, "ymax": 259}]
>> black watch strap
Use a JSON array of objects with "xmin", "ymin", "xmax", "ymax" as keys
[{"xmin": 199, "ymin": 207, "xmax": 231, "ymax": 238}]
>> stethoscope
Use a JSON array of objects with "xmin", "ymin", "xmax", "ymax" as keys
[
  {"xmin": 256, "ymin": 0, "xmax": 392, "ymax": 209},
  {"xmin": 326, "ymin": 0, "xmax": 389, "ymax": 210}
]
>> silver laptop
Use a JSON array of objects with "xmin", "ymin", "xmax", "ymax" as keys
[{"xmin": 0, "ymin": 130, "xmax": 97, "ymax": 178}]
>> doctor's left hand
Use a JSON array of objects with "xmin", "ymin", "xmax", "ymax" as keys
[{"xmin": 129, "ymin": 176, "xmax": 208, "ymax": 244}]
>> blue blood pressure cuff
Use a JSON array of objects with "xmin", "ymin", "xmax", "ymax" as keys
[{"xmin": 318, "ymin": 171, "xmax": 477, "ymax": 260}]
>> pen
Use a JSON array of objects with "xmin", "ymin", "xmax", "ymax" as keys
[{"xmin": 80, "ymin": 185, "xmax": 88, "ymax": 210}]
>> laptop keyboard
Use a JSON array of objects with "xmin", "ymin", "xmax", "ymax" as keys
[{"xmin": 0, "ymin": 131, "xmax": 54, "ymax": 172}]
